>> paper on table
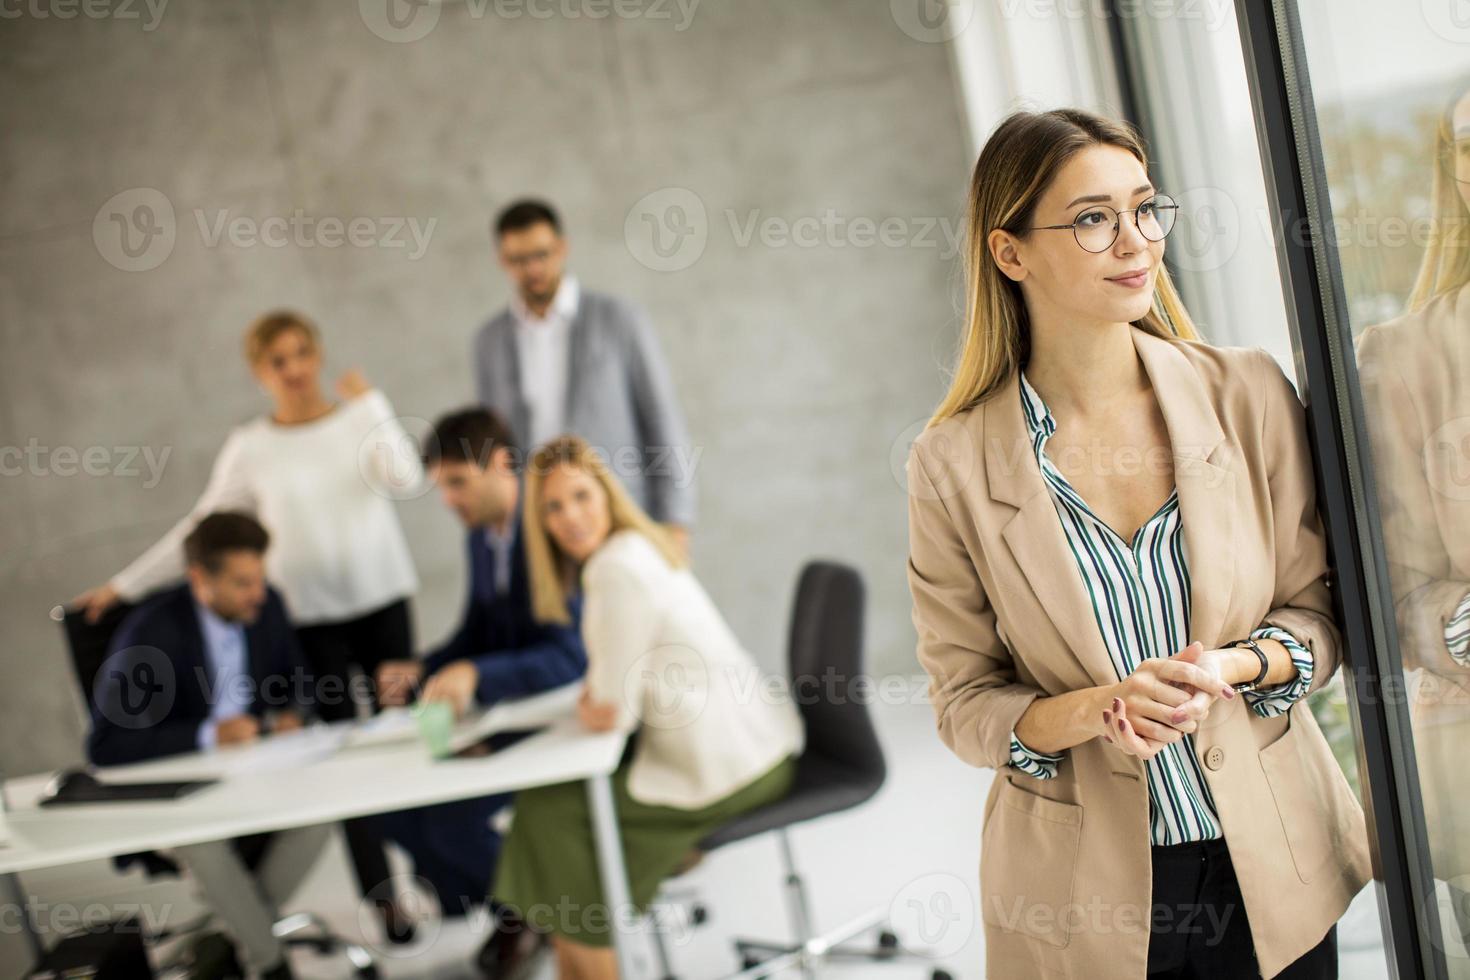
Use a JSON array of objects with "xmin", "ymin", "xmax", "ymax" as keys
[
  {"xmin": 97, "ymin": 724, "xmax": 348, "ymax": 782},
  {"xmin": 448, "ymin": 683, "xmax": 582, "ymax": 754}
]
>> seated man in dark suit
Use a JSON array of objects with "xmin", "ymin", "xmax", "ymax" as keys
[
  {"xmin": 373, "ymin": 407, "xmax": 586, "ymax": 971},
  {"xmin": 88, "ymin": 512, "xmax": 322, "ymax": 980}
]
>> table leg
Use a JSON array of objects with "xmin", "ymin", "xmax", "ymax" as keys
[
  {"xmin": 586, "ymin": 772, "xmax": 642, "ymax": 979},
  {"xmin": 3, "ymin": 870, "xmax": 44, "ymax": 967}
]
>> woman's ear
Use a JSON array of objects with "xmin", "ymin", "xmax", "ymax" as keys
[{"xmin": 987, "ymin": 228, "xmax": 1028, "ymax": 284}]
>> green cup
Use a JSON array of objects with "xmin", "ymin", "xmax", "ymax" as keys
[{"xmin": 412, "ymin": 701, "xmax": 455, "ymax": 759}]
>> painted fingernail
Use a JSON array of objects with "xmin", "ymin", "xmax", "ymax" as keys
[
  {"xmin": 1112, "ymin": 697, "xmax": 1122, "ymax": 711},
  {"xmin": 1222, "ymin": 686, "xmax": 1236, "ymax": 699}
]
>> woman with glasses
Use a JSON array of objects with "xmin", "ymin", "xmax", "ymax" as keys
[{"xmin": 906, "ymin": 108, "xmax": 1370, "ymax": 979}]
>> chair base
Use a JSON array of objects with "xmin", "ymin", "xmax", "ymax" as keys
[
  {"xmin": 273, "ymin": 911, "xmax": 378, "ymax": 978},
  {"xmin": 724, "ymin": 914, "xmax": 955, "ymax": 980},
  {"xmin": 648, "ymin": 828, "xmax": 955, "ymax": 980}
]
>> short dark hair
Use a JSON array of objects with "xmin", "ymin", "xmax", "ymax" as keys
[
  {"xmin": 495, "ymin": 199, "xmax": 561, "ymax": 238},
  {"xmin": 423, "ymin": 407, "xmax": 520, "ymax": 470},
  {"xmin": 184, "ymin": 512, "xmax": 270, "ymax": 573}
]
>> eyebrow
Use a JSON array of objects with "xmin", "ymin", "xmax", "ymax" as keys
[{"xmin": 1063, "ymin": 184, "xmax": 1155, "ymax": 209}]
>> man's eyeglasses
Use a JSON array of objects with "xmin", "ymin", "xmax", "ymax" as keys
[{"xmin": 1028, "ymin": 193, "xmax": 1179, "ymax": 253}]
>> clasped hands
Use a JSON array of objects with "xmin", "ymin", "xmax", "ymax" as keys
[{"xmin": 1101, "ymin": 641, "xmax": 1239, "ymax": 761}]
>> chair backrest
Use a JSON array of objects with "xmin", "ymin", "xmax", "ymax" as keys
[
  {"xmin": 785, "ymin": 561, "xmax": 885, "ymax": 788},
  {"xmin": 55, "ymin": 601, "xmax": 138, "ymax": 712}
]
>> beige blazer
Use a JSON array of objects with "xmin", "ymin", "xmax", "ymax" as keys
[
  {"xmin": 1356, "ymin": 282, "xmax": 1470, "ymax": 880},
  {"xmin": 581, "ymin": 529, "xmax": 804, "ymax": 809},
  {"xmin": 905, "ymin": 325, "xmax": 1371, "ymax": 980}
]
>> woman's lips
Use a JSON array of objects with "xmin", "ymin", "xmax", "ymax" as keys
[{"xmin": 1107, "ymin": 270, "xmax": 1149, "ymax": 288}]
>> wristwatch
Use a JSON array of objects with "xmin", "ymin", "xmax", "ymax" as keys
[{"xmin": 1228, "ymin": 637, "xmax": 1270, "ymax": 693}]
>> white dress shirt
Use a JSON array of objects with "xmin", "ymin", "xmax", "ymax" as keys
[{"xmin": 511, "ymin": 275, "xmax": 579, "ymax": 450}]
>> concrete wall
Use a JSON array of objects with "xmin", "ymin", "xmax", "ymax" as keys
[{"xmin": 0, "ymin": 0, "xmax": 973, "ymax": 776}]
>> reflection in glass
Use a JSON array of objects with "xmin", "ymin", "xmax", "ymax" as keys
[{"xmin": 1355, "ymin": 72, "xmax": 1470, "ymax": 972}]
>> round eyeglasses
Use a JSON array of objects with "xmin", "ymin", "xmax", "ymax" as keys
[{"xmin": 1028, "ymin": 194, "xmax": 1179, "ymax": 253}]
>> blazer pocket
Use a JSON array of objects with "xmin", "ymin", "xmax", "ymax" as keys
[
  {"xmin": 1257, "ymin": 706, "xmax": 1335, "ymax": 883},
  {"xmin": 980, "ymin": 774, "xmax": 1084, "ymax": 949}
]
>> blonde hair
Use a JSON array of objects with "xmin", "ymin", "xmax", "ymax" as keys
[
  {"xmin": 1407, "ymin": 76, "xmax": 1470, "ymax": 313},
  {"xmin": 244, "ymin": 310, "xmax": 320, "ymax": 365},
  {"xmin": 522, "ymin": 434, "xmax": 687, "ymax": 625},
  {"xmin": 928, "ymin": 108, "xmax": 1202, "ymax": 428}
]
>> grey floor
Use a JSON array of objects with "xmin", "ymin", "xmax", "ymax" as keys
[{"xmin": 10, "ymin": 699, "xmax": 1394, "ymax": 979}]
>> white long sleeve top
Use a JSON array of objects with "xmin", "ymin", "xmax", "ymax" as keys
[
  {"xmin": 581, "ymin": 529, "xmax": 804, "ymax": 809},
  {"xmin": 110, "ymin": 390, "xmax": 421, "ymax": 625}
]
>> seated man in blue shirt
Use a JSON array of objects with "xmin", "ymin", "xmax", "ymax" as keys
[
  {"xmin": 88, "ymin": 512, "xmax": 323, "ymax": 980},
  {"xmin": 374, "ymin": 407, "xmax": 586, "ymax": 964}
]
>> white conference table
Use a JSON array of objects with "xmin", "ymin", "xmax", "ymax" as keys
[{"xmin": 0, "ymin": 686, "xmax": 648, "ymax": 978}]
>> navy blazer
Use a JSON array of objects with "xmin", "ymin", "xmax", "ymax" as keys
[
  {"xmin": 87, "ymin": 584, "xmax": 314, "ymax": 767},
  {"xmin": 421, "ymin": 516, "xmax": 586, "ymax": 706}
]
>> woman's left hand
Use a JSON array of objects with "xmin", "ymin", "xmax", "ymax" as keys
[
  {"xmin": 577, "ymin": 687, "xmax": 621, "ymax": 732},
  {"xmin": 1165, "ymin": 642, "xmax": 1240, "ymax": 724}
]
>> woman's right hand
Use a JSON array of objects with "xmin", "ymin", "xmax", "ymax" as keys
[{"xmin": 71, "ymin": 583, "xmax": 120, "ymax": 624}]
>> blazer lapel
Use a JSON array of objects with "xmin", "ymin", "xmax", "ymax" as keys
[
  {"xmin": 563, "ymin": 299, "xmax": 591, "ymax": 429},
  {"xmin": 1132, "ymin": 327, "xmax": 1237, "ymax": 649},
  {"xmin": 498, "ymin": 320, "xmax": 532, "ymax": 449},
  {"xmin": 984, "ymin": 326, "xmax": 1238, "ymax": 689}
]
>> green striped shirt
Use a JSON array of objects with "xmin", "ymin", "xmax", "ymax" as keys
[{"xmin": 1009, "ymin": 369, "xmax": 1314, "ymax": 845}]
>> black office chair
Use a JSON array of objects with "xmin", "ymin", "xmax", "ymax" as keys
[
  {"xmin": 649, "ymin": 562, "xmax": 953, "ymax": 980},
  {"xmin": 50, "ymin": 599, "xmax": 380, "ymax": 978}
]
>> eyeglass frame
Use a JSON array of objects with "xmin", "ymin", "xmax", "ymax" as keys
[{"xmin": 1026, "ymin": 194, "xmax": 1180, "ymax": 253}]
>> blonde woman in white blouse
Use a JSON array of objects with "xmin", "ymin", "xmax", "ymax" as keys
[
  {"xmin": 493, "ymin": 434, "xmax": 802, "ymax": 980},
  {"xmin": 71, "ymin": 310, "xmax": 423, "ymax": 939}
]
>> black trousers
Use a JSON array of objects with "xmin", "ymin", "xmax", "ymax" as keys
[
  {"xmin": 1147, "ymin": 836, "xmax": 1338, "ymax": 979},
  {"xmin": 295, "ymin": 598, "xmax": 413, "ymax": 902}
]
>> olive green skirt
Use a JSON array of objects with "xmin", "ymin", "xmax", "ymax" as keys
[{"xmin": 492, "ymin": 753, "xmax": 798, "ymax": 947}]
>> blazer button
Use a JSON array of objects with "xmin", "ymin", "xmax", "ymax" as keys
[{"xmin": 1204, "ymin": 745, "xmax": 1226, "ymax": 771}]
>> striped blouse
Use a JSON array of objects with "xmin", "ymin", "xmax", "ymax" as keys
[{"xmin": 1008, "ymin": 369, "xmax": 1315, "ymax": 846}]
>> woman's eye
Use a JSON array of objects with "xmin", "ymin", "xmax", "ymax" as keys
[
  {"xmin": 1077, "ymin": 210, "xmax": 1107, "ymax": 228},
  {"xmin": 1138, "ymin": 200, "xmax": 1157, "ymax": 216}
]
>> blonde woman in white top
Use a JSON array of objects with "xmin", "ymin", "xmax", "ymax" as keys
[
  {"xmin": 70, "ymin": 310, "xmax": 423, "ymax": 940},
  {"xmin": 494, "ymin": 434, "xmax": 802, "ymax": 980}
]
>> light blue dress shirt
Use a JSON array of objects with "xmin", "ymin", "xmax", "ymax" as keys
[{"xmin": 194, "ymin": 599, "xmax": 252, "ymax": 750}]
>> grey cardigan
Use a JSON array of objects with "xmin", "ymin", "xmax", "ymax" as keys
[{"xmin": 474, "ymin": 287, "xmax": 696, "ymax": 527}]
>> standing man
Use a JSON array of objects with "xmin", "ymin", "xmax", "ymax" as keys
[{"xmin": 475, "ymin": 199, "xmax": 696, "ymax": 558}]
